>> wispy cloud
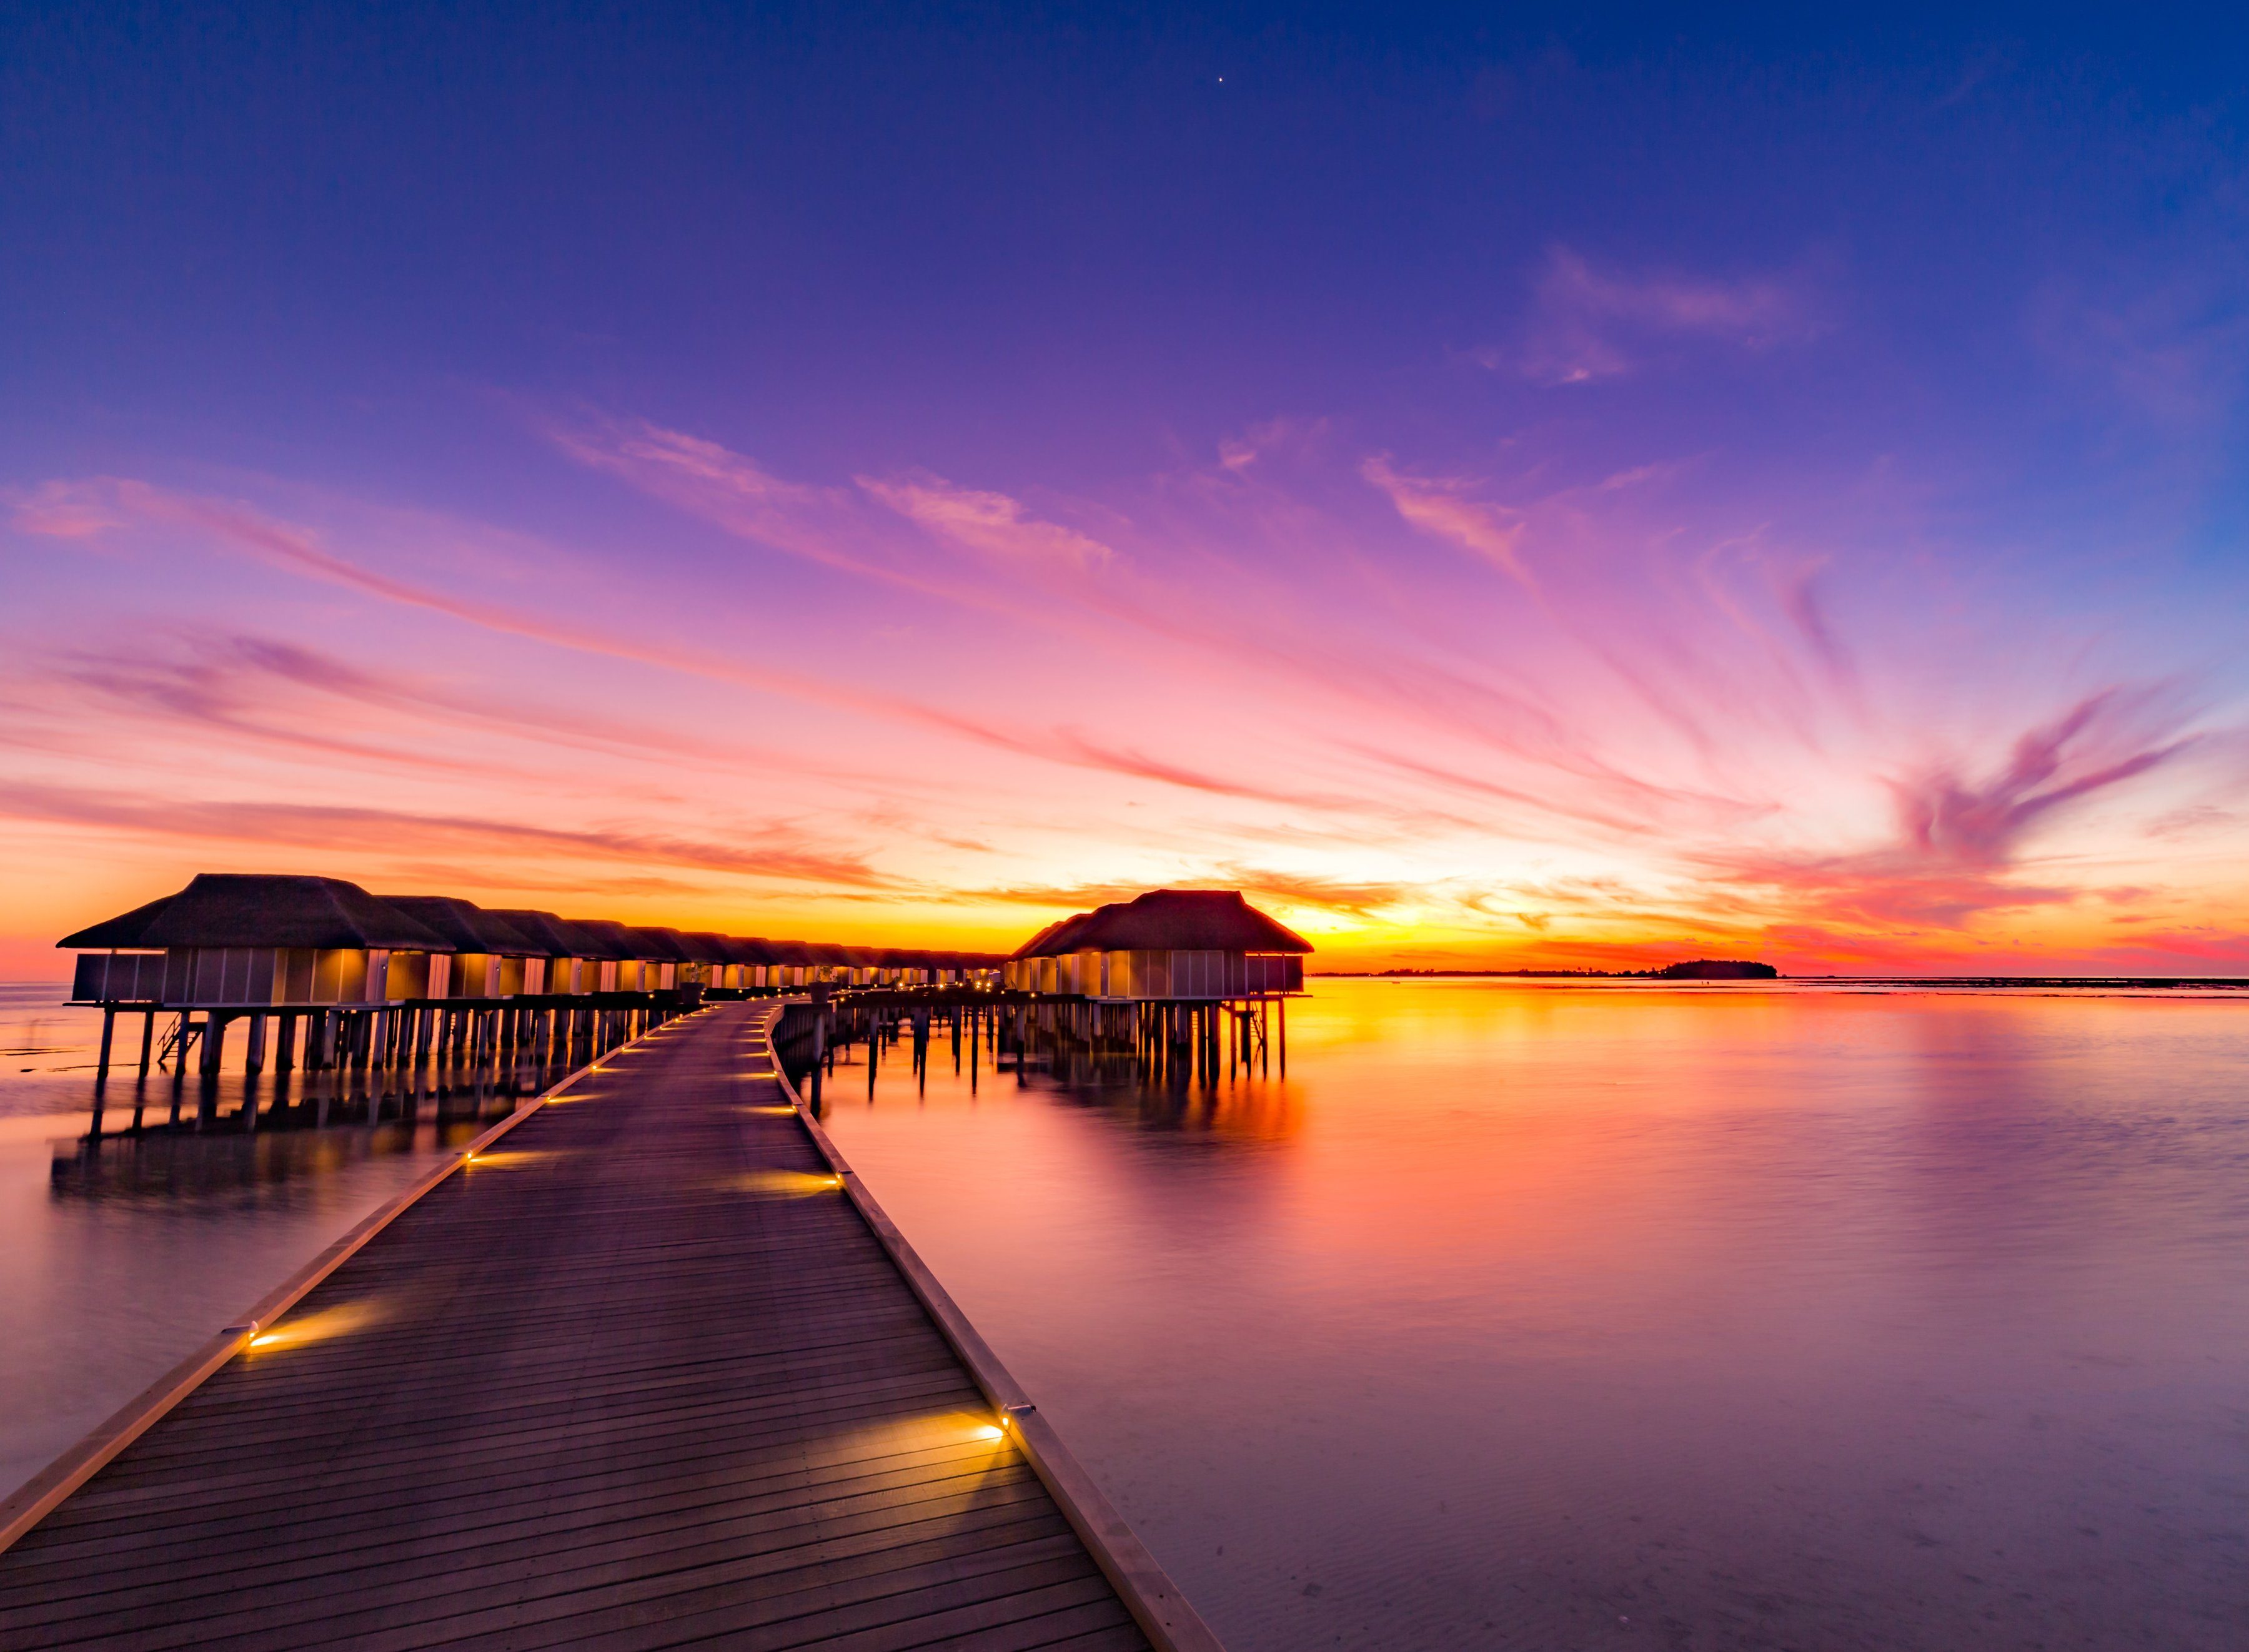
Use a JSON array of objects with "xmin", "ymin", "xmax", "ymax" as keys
[
  {"xmin": 861, "ymin": 473, "xmax": 1115, "ymax": 571},
  {"xmin": 1695, "ymin": 690, "xmax": 2197, "ymax": 927},
  {"xmin": 1502, "ymin": 245, "xmax": 1821, "ymax": 385},
  {"xmin": 10, "ymin": 414, "xmax": 2241, "ymax": 971},
  {"xmin": 1361, "ymin": 457, "xmax": 1535, "ymax": 588},
  {"xmin": 0, "ymin": 781, "xmax": 895, "ymax": 890}
]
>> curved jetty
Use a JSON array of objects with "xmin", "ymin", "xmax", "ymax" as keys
[{"xmin": 0, "ymin": 1001, "xmax": 1214, "ymax": 1651}]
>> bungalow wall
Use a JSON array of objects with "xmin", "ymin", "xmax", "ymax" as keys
[
  {"xmin": 1099, "ymin": 950, "xmax": 1303, "ymax": 999},
  {"xmin": 1002, "ymin": 950, "xmax": 1301, "ymax": 998},
  {"xmin": 71, "ymin": 952, "xmax": 166, "ymax": 1004},
  {"xmin": 71, "ymin": 946, "xmax": 443, "ymax": 1007}
]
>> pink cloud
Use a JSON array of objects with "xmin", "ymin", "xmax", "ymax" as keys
[
  {"xmin": 5, "ymin": 480, "xmax": 126, "ymax": 540},
  {"xmin": 0, "ymin": 780, "xmax": 896, "ymax": 890},
  {"xmin": 1360, "ymin": 457, "xmax": 1534, "ymax": 588},
  {"xmin": 1698, "ymin": 690, "xmax": 2197, "ymax": 927},
  {"xmin": 861, "ymin": 473, "xmax": 1114, "ymax": 571}
]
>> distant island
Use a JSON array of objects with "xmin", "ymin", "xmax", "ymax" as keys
[{"xmin": 1318, "ymin": 959, "xmax": 1782, "ymax": 980}]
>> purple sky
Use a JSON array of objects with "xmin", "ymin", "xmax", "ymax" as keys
[{"xmin": 4, "ymin": 6, "xmax": 2247, "ymax": 972}]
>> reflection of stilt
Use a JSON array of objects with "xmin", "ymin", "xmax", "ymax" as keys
[{"xmin": 809, "ymin": 1014, "xmax": 825, "ymax": 1116}]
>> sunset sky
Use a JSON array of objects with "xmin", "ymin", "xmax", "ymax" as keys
[{"xmin": 4, "ymin": 6, "xmax": 2248, "ymax": 975}]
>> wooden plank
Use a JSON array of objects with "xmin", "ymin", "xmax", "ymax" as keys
[{"xmin": 0, "ymin": 1002, "xmax": 1173, "ymax": 1651}]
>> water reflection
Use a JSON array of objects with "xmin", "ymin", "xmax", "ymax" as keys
[
  {"xmin": 0, "ymin": 982, "xmax": 560, "ymax": 1498},
  {"xmin": 825, "ymin": 979, "xmax": 2249, "ymax": 1652},
  {"xmin": 67, "ymin": 1042, "xmax": 579, "ymax": 1150},
  {"xmin": 836, "ymin": 999, "xmax": 1305, "ymax": 1143}
]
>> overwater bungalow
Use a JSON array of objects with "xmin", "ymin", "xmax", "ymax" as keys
[
  {"xmin": 558, "ymin": 919, "xmax": 658, "ymax": 993},
  {"xmin": 1005, "ymin": 888, "xmax": 1311, "ymax": 1000},
  {"xmin": 675, "ymin": 931, "xmax": 736, "ymax": 991},
  {"xmin": 626, "ymin": 927, "xmax": 695, "ymax": 991},
  {"xmin": 56, "ymin": 866, "xmax": 1040, "ymax": 1090},
  {"xmin": 65, "ymin": 874, "xmax": 450, "ymax": 1009},
  {"xmin": 716, "ymin": 936, "xmax": 785, "ymax": 992},
  {"xmin": 764, "ymin": 941, "xmax": 818, "ymax": 989},
  {"xmin": 378, "ymin": 896, "xmax": 547, "ymax": 1000},
  {"xmin": 60, "ymin": 873, "xmax": 454, "ymax": 1076},
  {"xmin": 484, "ymin": 909, "xmax": 605, "ymax": 996}
]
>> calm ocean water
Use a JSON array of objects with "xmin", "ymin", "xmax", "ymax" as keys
[
  {"xmin": 0, "ymin": 982, "xmax": 555, "ymax": 1496},
  {"xmin": 820, "ymin": 978, "xmax": 2249, "ymax": 1652},
  {"xmin": 6, "ymin": 976, "xmax": 2246, "ymax": 1650}
]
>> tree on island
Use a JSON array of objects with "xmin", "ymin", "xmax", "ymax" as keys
[{"xmin": 1653, "ymin": 959, "xmax": 1779, "ymax": 979}]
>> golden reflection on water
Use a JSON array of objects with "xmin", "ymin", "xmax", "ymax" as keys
[{"xmin": 827, "ymin": 979, "xmax": 2249, "ymax": 1652}]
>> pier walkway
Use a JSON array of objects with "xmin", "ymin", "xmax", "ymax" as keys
[{"xmin": 0, "ymin": 1002, "xmax": 1160, "ymax": 1651}]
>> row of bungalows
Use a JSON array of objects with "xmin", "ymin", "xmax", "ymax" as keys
[
  {"xmin": 62, "ymin": 873, "xmax": 1007, "ymax": 1034},
  {"xmin": 1001, "ymin": 889, "xmax": 1312, "ymax": 1001}
]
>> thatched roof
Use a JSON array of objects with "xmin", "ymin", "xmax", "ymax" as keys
[
  {"xmin": 1013, "ymin": 889, "xmax": 1312, "ymax": 958},
  {"xmin": 58, "ymin": 871, "xmax": 1016, "ymax": 979},
  {"xmin": 379, "ymin": 895, "xmax": 547, "ymax": 956},
  {"xmin": 559, "ymin": 919, "xmax": 647, "ymax": 961},
  {"xmin": 1013, "ymin": 912, "xmax": 1098, "ymax": 958},
  {"xmin": 625, "ymin": 926, "xmax": 698, "ymax": 962},
  {"xmin": 673, "ymin": 931, "xmax": 737, "ymax": 964},
  {"xmin": 484, "ymin": 909, "xmax": 604, "ymax": 957},
  {"xmin": 55, "ymin": 890, "xmax": 180, "ymax": 950},
  {"xmin": 60, "ymin": 874, "xmax": 449, "ymax": 952}
]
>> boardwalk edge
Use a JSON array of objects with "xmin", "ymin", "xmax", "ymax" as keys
[
  {"xmin": 768, "ymin": 1008, "xmax": 1228, "ymax": 1652},
  {"xmin": 0, "ymin": 1016, "xmax": 672, "ymax": 1556}
]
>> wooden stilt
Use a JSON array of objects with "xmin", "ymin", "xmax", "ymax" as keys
[{"xmin": 96, "ymin": 1007, "xmax": 116, "ymax": 1083}]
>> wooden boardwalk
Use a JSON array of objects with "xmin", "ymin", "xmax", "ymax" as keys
[{"xmin": 0, "ymin": 1002, "xmax": 1160, "ymax": 1651}]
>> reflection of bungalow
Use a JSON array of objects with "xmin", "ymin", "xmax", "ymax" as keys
[
  {"xmin": 1005, "ymin": 889, "xmax": 1311, "ymax": 1000},
  {"xmin": 66, "ymin": 874, "xmax": 449, "ymax": 1009}
]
